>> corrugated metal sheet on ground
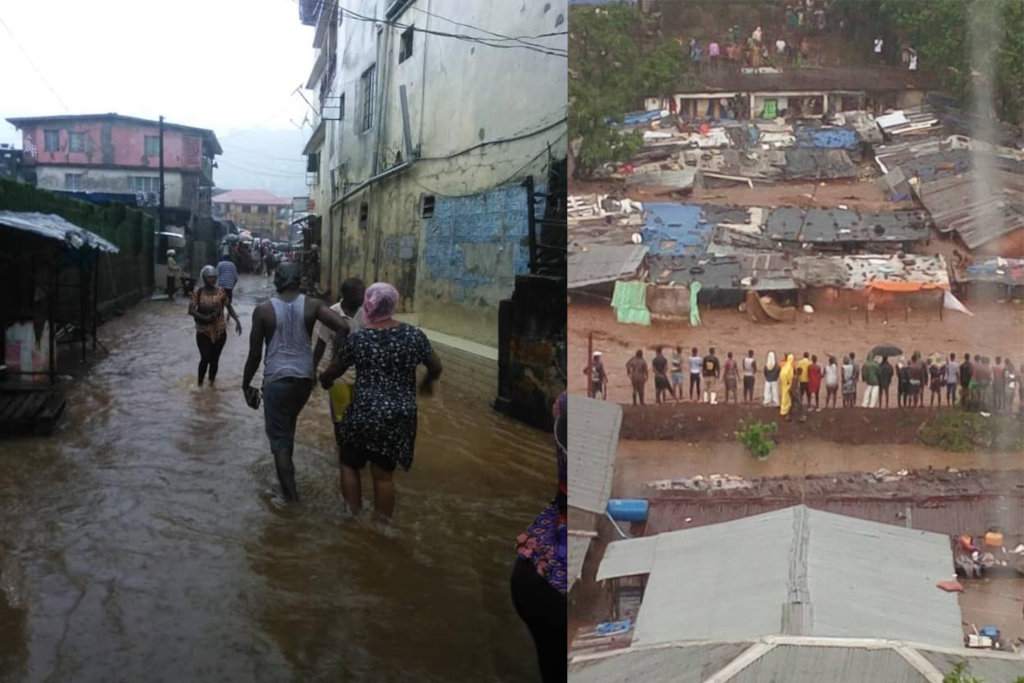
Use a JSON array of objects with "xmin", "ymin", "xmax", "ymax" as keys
[
  {"xmin": 566, "ymin": 395, "xmax": 622, "ymax": 515},
  {"xmin": 568, "ymin": 245, "xmax": 649, "ymax": 289},
  {"xmin": 765, "ymin": 207, "xmax": 929, "ymax": 243},
  {"xmin": 648, "ymin": 253, "xmax": 796, "ymax": 291},
  {"xmin": 569, "ymin": 643, "xmax": 750, "ymax": 683},
  {"xmin": 642, "ymin": 204, "xmax": 713, "ymax": 256},
  {"xmin": 621, "ymin": 507, "xmax": 961, "ymax": 648},
  {"xmin": 568, "ymin": 536, "xmax": 591, "ymax": 592},
  {"xmin": 644, "ymin": 495, "xmax": 1024, "ymax": 541},
  {"xmin": 783, "ymin": 148, "xmax": 858, "ymax": 180},
  {"xmin": 0, "ymin": 211, "xmax": 120, "ymax": 253},
  {"xmin": 625, "ymin": 168, "xmax": 696, "ymax": 189}
]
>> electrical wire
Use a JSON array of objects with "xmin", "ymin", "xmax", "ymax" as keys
[
  {"xmin": 0, "ymin": 16, "xmax": 71, "ymax": 112},
  {"xmin": 417, "ymin": 115, "xmax": 567, "ymax": 161},
  {"xmin": 406, "ymin": 4, "xmax": 566, "ymax": 52}
]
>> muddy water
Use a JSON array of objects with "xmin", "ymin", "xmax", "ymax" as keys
[{"xmin": 0, "ymin": 276, "xmax": 551, "ymax": 683}]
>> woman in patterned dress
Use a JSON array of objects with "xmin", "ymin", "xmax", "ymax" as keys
[
  {"xmin": 318, "ymin": 282, "xmax": 442, "ymax": 520},
  {"xmin": 512, "ymin": 392, "xmax": 567, "ymax": 683},
  {"xmin": 188, "ymin": 265, "xmax": 242, "ymax": 387}
]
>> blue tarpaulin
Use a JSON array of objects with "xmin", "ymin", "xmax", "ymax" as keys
[
  {"xmin": 794, "ymin": 127, "xmax": 859, "ymax": 149},
  {"xmin": 641, "ymin": 204, "xmax": 714, "ymax": 257},
  {"xmin": 621, "ymin": 110, "xmax": 662, "ymax": 126}
]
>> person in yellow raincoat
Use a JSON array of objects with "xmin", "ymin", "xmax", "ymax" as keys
[{"xmin": 779, "ymin": 353, "xmax": 796, "ymax": 418}]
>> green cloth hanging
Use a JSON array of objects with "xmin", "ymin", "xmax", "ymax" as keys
[
  {"xmin": 612, "ymin": 280, "xmax": 652, "ymax": 326},
  {"xmin": 689, "ymin": 281, "xmax": 702, "ymax": 326}
]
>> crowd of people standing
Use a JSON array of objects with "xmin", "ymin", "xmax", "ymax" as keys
[{"xmin": 591, "ymin": 346, "xmax": 1022, "ymax": 418}]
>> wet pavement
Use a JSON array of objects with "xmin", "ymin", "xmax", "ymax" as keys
[{"xmin": 0, "ymin": 275, "xmax": 552, "ymax": 683}]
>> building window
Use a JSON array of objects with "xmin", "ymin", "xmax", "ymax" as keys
[
  {"xmin": 44, "ymin": 130, "xmax": 60, "ymax": 152},
  {"xmin": 64, "ymin": 173, "xmax": 83, "ymax": 190},
  {"xmin": 399, "ymin": 26, "xmax": 414, "ymax": 63},
  {"xmin": 145, "ymin": 135, "xmax": 160, "ymax": 157},
  {"xmin": 420, "ymin": 195, "xmax": 434, "ymax": 219},
  {"xmin": 243, "ymin": 205, "xmax": 251, "ymax": 213},
  {"xmin": 129, "ymin": 176, "xmax": 160, "ymax": 193},
  {"xmin": 258, "ymin": 205, "xmax": 268, "ymax": 214},
  {"xmin": 69, "ymin": 132, "xmax": 86, "ymax": 153},
  {"xmin": 359, "ymin": 201, "xmax": 369, "ymax": 230},
  {"xmin": 359, "ymin": 64, "xmax": 376, "ymax": 133}
]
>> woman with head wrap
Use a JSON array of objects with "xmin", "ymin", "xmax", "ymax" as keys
[
  {"xmin": 319, "ymin": 282, "xmax": 443, "ymax": 519},
  {"xmin": 188, "ymin": 265, "xmax": 242, "ymax": 387},
  {"xmin": 512, "ymin": 392, "xmax": 567, "ymax": 683},
  {"xmin": 763, "ymin": 351, "xmax": 780, "ymax": 407}
]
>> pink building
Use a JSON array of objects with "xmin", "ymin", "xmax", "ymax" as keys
[{"xmin": 6, "ymin": 113, "xmax": 222, "ymax": 213}]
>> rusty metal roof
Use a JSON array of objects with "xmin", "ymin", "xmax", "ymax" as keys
[
  {"xmin": 915, "ymin": 170, "xmax": 1024, "ymax": 249},
  {"xmin": 569, "ymin": 244, "xmax": 649, "ymax": 289}
]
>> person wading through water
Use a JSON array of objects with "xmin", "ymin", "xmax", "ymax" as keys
[
  {"xmin": 243, "ymin": 262, "xmax": 347, "ymax": 503},
  {"xmin": 512, "ymin": 392, "xmax": 567, "ymax": 683},
  {"xmin": 188, "ymin": 265, "xmax": 242, "ymax": 387},
  {"xmin": 319, "ymin": 283, "xmax": 442, "ymax": 520}
]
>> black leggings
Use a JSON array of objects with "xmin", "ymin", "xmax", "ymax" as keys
[
  {"xmin": 196, "ymin": 332, "xmax": 227, "ymax": 384},
  {"xmin": 511, "ymin": 557, "xmax": 566, "ymax": 683},
  {"xmin": 689, "ymin": 373, "xmax": 701, "ymax": 398}
]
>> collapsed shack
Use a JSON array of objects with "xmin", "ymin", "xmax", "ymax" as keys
[
  {"xmin": 959, "ymin": 258, "xmax": 1024, "ymax": 302},
  {"xmin": 793, "ymin": 253, "xmax": 950, "ymax": 313}
]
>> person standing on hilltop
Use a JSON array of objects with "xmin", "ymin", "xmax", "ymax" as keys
[
  {"xmin": 742, "ymin": 350, "xmax": 757, "ymax": 404},
  {"xmin": 723, "ymin": 352, "xmax": 740, "ymax": 404},
  {"xmin": 586, "ymin": 352, "xmax": 608, "ymax": 400},
  {"xmin": 945, "ymin": 353, "xmax": 961, "ymax": 407},
  {"xmin": 702, "ymin": 347, "xmax": 721, "ymax": 405},
  {"xmin": 841, "ymin": 356, "xmax": 856, "ymax": 408},
  {"xmin": 807, "ymin": 354, "xmax": 822, "ymax": 411},
  {"xmin": 688, "ymin": 347, "xmax": 703, "ymax": 402},
  {"xmin": 763, "ymin": 351, "xmax": 780, "ymax": 407},
  {"xmin": 878, "ymin": 356, "xmax": 894, "ymax": 409},
  {"xmin": 824, "ymin": 356, "xmax": 839, "ymax": 409},
  {"xmin": 959, "ymin": 352, "xmax": 973, "ymax": 407},
  {"xmin": 796, "ymin": 352, "xmax": 812, "ymax": 404},
  {"xmin": 861, "ymin": 355, "xmax": 880, "ymax": 409},
  {"xmin": 652, "ymin": 347, "xmax": 672, "ymax": 405},
  {"xmin": 626, "ymin": 350, "xmax": 649, "ymax": 406},
  {"xmin": 671, "ymin": 345, "xmax": 685, "ymax": 403}
]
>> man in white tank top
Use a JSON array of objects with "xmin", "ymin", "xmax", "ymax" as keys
[{"xmin": 243, "ymin": 262, "xmax": 347, "ymax": 502}]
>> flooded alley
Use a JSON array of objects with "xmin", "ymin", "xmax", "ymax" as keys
[{"xmin": 0, "ymin": 275, "xmax": 553, "ymax": 683}]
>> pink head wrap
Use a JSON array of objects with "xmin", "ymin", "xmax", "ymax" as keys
[{"xmin": 363, "ymin": 282, "xmax": 399, "ymax": 324}]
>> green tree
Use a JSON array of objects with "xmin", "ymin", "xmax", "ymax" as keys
[
  {"xmin": 568, "ymin": 4, "xmax": 695, "ymax": 178},
  {"xmin": 879, "ymin": 0, "xmax": 1024, "ymax": 125}
]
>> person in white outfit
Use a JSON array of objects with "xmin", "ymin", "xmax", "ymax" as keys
[{"xmin": 763, "ymin": 351, "xmax": 781, "ymax": 407}]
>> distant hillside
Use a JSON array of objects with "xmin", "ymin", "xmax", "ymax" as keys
[{"xmin": 213, "ymin": 126, "xmax": 310, "ymax": 198}]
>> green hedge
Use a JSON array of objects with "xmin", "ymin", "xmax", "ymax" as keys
[{"xmin": 0, "ymin": 177, "xmax": 154, "ymax": 257}]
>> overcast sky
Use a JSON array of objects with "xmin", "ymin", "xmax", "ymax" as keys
[{"xmin": 0, "ymin": 0, "xmax": 315, "ymax": 196}]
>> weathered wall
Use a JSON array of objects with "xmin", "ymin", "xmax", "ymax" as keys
[
  {"xmin": 309, "ymin": 0, "xmax": 567, "ymax": 347},
  {"xmin": 34, "ymin": 166, "xmax": 186, "ymax": 207},
  {"xmin": 20, "ymin": 121, "xmax": 200, "ymax": 169}
]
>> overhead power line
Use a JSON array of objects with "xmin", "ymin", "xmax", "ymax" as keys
[{"xmin": 0, "ymin": 16, "xmax": 71, "ymax": 112}]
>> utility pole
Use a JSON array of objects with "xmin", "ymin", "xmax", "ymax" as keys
[{"xmin": 158, "ymin": 115, "xmax": 165, "ymax": 232}]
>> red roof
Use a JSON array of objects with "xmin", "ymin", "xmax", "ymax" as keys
[{"xmin": 212, "ymin": 189, "xmax": 292, "ymax": 206}]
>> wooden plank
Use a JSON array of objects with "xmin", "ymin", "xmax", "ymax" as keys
[
  {"xmin": 36, "ymin": 393, "xmax": 66, "ymax": 421},
  {"xmin": 0, "ymin": 395, "xmax": 14, "ymax": 416},
  {"xmin": 0, "ymin": 395, "xmax": 25, "ymax": 421},
  {"xmin": 14, "ymin": 392, "xmax": 48, "ymax": 421}
]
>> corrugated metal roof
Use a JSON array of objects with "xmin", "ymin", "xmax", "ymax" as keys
[
  {"xmin": 568, "ymin": 536, "xmax": 591, "ymax": 592},
  {"xmin": 729, "ymin": 644, "xmax": 924, "ymax": 683},
  {"xmin": 567, "ymin": 395, "xmax": 622, "ymax": 514},
  {"xmin": 764, "ymin": 208, "xmax": 930, "ymax": 243},
  {"xmin": 916, "ymin": 170, "xmax": 1024, "ymax": 249},
  {"xmin": 792, "ymin": 254, "xmax": 949, "ymax": 289},
  {"xmin": 621, "ymin": 506, "xmax": 961, "ymax": 647},
  {"xmin": 625, "ymin": 168, "xmax": 696, "ymax": 189},
  {"xmin": 0, "ymin": 211, "xmax": 119, "ymax": 253},
  {"xmin": 211, "ymin": 189, "xmax": 292, "ymax": 205},
  {"xmin": 596, "ymin": 535, "xmax": 660, "ymax": 581},
  {"xmin": 568, "ymin": 244, "xmax": 649, "ymax": 289},
  {"xmin": 571, "ymin": 639, "xmax": 1024, "ymax": 683},
  {"xmin": 569, "ymin": 643, "xmax": 750, "ymax": 683},
  {"xmin": 920, "ymin": 649, "xmax": 1024, "ymax": 682}
]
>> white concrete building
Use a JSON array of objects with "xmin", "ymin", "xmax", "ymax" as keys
[{"xmin": 298, "ymin": 0, "xmax": 567, "ymax": 355}]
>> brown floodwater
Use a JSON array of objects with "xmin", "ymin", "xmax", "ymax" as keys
[{"xmin": 0, "ymin": 276, "xmax": 552, "ymax": 683}]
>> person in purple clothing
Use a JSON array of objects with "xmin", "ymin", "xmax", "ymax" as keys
[{"xmin": 512, "ymin": 392, "xmax": 566, "ymax": 683}]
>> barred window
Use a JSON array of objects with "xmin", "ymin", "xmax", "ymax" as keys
[{"xmin": 359, "ymin": 64, "xmax": 376, "ymax": 132}]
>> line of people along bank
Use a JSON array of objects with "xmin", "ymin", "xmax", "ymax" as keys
[{"xmin": 591, "ymin": 347, "xmax": 1022, "ymax": 417}]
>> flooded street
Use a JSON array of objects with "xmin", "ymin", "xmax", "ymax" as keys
[{"xmin": 0, "ymin": 276, "xmax": 552, "ymax": 683}]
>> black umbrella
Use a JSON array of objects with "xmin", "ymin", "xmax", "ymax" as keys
[{"xmin": 869, "ymin": 344, "xmax": 902, "ymax": 359}]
